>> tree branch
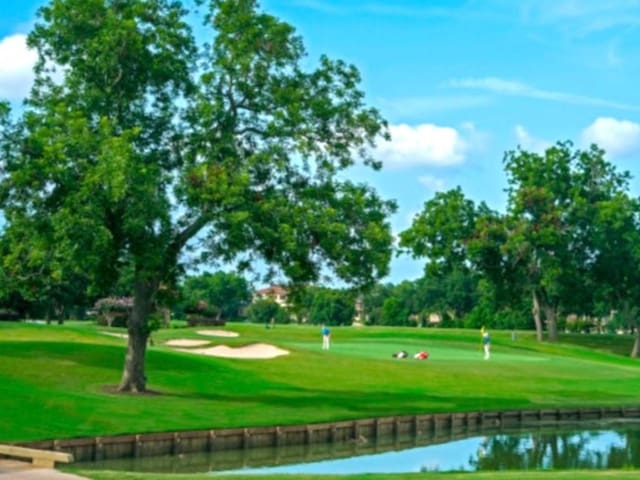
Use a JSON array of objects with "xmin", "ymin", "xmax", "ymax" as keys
[{"xmin": 170, "ymin": 213, "xmax": 210, "ymax": 255}]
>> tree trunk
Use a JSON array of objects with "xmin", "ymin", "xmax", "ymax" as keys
[
  {"xmin": 161, "ymin": 307, "xmax": 170, "ymax": 327},
  {"xmin": 532, "ymin": 290, "xmax": 543, "ymax": 341},
  {"xmin": 56, "ymin": 303, "xmax": 65, "ymax": 324},
  {"xmin": 118, "ymin": 276, "xmax": 157, "ymax": 392},
  {"xmin": 623, "ymin": 301, "xmax": 639, "ymax": 358},
  {"xmin": 632, "ymin": 327, "xmax": 640, "ymax": 358},
  {"xmin": 543, "ymin": 304, "xmax": 559, "ymax": 342}
]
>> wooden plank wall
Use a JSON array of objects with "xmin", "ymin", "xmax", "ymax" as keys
[{"xmin": 13, "ymin": 406, "xmax": 640, "ymax": 463}]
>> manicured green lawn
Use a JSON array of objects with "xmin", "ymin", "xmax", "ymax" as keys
[
  {"xmin": 2, "ymin": 321, "xmax": 639, "ymax": 479},
  {"xmin": 1, "ymin": 321, "xmax": 638, "ymax": 443}
]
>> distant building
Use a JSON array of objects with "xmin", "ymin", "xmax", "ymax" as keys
[
  {"xmin": 353, "ymin": 294, "xmax": 365, "ymax": 325},
  {"xmin": 408, "ymin": 313, "xmax": 441, "ymax": 327},
  {"xmin": 253, "ymin": 286, "xmax": 368, "ymax": 326},
  {"xmin": 428, "ymin": 313, "xmax": 442, "ymax": 325},
  {"xmin": 253, "ymin": 285, "xmax": 289, "ymax": 308},
  {"xmin": 565, "ymin": 312, "xmax": 614, "ymax": 334}
]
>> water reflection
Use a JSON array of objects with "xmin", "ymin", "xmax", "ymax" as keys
[
  {"xmin": 76, "ymin": 420, "xmax": 640, "ymax": 475},
  {"xmin": 470, "ymin": 429, "xmax": 632, "ymax": 472}
]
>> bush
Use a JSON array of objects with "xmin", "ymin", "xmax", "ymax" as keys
[
  {"xmin": 565, "ymin": 318, "xmax": 595, "ymax": 334},
  {"xmin": 184, "ymin": 300, "xmax": 218, "ymax": 317},
  {"xmin": 186, "ymin": 314, "xmax": 226, "ymax": 327},
  {"xmin": 0, "ymin": 308, "xmax": 20, "ymax": 321},
  {"xmin": 245, "ymin": 299, "xmax": 290, "ymax": 325},
  {"xmin": 184, "ymin": 300, "xmax": 226, "ymax": 327},
  {"xmin": 93, "ymin": 297, "xmax": 133, "ymax": 327}
]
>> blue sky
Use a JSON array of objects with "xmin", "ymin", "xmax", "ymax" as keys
[{"xmin": 3, "ymin": 0, "xmax": 640, "ymax": 284}]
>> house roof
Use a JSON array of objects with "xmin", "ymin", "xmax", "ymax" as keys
[{"xmin": 255, "ymin": 285, "xmax": 288, "ymax": 296}]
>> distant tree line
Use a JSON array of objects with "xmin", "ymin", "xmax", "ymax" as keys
[
  {"xmin": 3, "ymin": 140, "xmax": 640, "ymax": 358},
  {"xmin": 399, "ymin": 141, "xmax": 640, "ymax": 357},
  {"xmin": 4, "ymin": 136, "xmax": 640, "ymax": 357}
]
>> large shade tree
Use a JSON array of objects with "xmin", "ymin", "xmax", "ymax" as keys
[
  {"xmin": 399, "ymin": 187, "xmax": 488, "ymax": 324},
  {"xmin": 502, "ymin": 142, "xmax": 631, "ymax": 341},
  {"xmin": 0, "ymin": 0, "xmax": 395, "ymax": 391},
  {"xmin": 589, "ymin": 193, "xmax": 640, "ymax": 356},
  {"xmin": 401, "ymin": 143, "xmax": 638, "ymax": 345},
  {"xmin": 399, "ymin": 187, "xmax": 481, "ymax": 277}
]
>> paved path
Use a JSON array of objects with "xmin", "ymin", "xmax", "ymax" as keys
[{"xmin": 0, "ymin": 459, "xmax": 89, "ymax": 479}]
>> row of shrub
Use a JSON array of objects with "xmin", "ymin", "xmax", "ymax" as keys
[
  {"xmin": 92, "ymin": 297, "xmax": 224, "ymax": 328},
  {"xmin": 0, "ymin": 309, "xmax": 20, "ymax": 321}
]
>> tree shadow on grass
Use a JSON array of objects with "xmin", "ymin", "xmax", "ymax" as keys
[{"xmin": 157, "ymin": 381, "xmax": 532, "ymax": 419}]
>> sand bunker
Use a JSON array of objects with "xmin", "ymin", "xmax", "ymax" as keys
[
  {"xmin": 197, "ymin": 329, "xmax": 239, "ymax": 338},
  {"xmin": 165, "ymin": 339, "xmax": 210, "ymax": 347},
  {"xmin": 176, "ymin": 343, "xmax": 289, "ymax": 359},
  {"xmin": 100, "ymin": 331, "xmax": 128, "ymax": 339}
]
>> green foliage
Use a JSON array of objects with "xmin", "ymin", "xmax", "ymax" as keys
[
  {"xmin": 360, "ymin": 283, "xmax": 393, "ymax": 325},
  {"xmin": 145, "ymin": 312, "xmax": 164, "ymax": 334},
  {"xmin": 244, "ymin": 298, "xmax": 289, "ymax": 325},
  {"xmin": 380, "ymin": 296, "xmax": 410, "ymax": 326},
  {"xmin": 357, "ymin": 271, "xmax": 479, "ymax": 328},
  {"xmin": 400, "ymin": 142, "xmax": 640, "ymax": 352},
  {"xmin": 180, "ymin": 271, "xmax": 251, "ymax": 321},
  {"xmin": 400, "ymin": 187, "xmax": 481, "ymax": 277},
  {"xmin": 307, "ymin": 288, "xmax": 355, "ymax": 326},
  {"xmin": 501, "ymin": 142, "xmax": 633, "ymax": 341},
  {"xmin": 0, "ymin": 308, "xmax": 20, "ymax": 321},
  {"xmin": 0, "ymin": 0, "xmax": 395, "ymax": 389},
  {"xmin": 462, "ymin": 280, "xmax": 532, "ymax": 330}
]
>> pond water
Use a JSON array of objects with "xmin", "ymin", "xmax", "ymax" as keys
[{"xmin": 77, "ymin": 419, "xmax": 640, "ymax": 475}]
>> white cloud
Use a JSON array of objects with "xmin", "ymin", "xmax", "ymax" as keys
[
  {"xmin": 291, "ymin": 0, "xmax": 345, "ymax": 14},
  {"xmin": 0, "ymin": 34, "xmax": 37, "ymax": 101},
  {"xmin": 375, "ymin": 123, "xmax": 476, "ymax": 168},
  {"xmin": 581, "ymin": 117, "xmax": 640, "ymax": 158},
  {"xmin": 377, "ymin": 95, "xmax": 490, "ymax": 119},
  {"xmin": 417, "ymin": 175, "xmax": 445, "ymax": 192},
  {"xmin": 606, "ymin": 40, "xmax": 622, "ymax": 66},
  {"xmin": 449, "ymin": 76, "xmax": 640, "ymax": 111},
  {"xmin": 292, "ymin": 0, "xmax": 460, "ymax": 18},
  {"xmin": 519, "ymin": 0, "xmax": 640, "ymax": 35},
  {"xmin": 514, "ymin": 125, "xmax": 552, "ymax": 153}
]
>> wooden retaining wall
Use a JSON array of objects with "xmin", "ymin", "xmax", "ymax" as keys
[{"xmin": 15, "ymin": 406, "xmax": 640, "ymax": 463}]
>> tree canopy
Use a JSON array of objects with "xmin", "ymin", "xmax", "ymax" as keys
[
  {"xmin": 0, "ymin": 0, "xmax": 396, "ymax": 391},
  {"xmin": 181, "ymin": 271, "xmax": 251, "ymax": 321},
  {"xmin": 401, "ymin": 141, "xmax": 640, "ymax": 354}
]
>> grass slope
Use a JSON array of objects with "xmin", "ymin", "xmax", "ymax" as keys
[{"xmin": 0, "ymin": 321, "xmax": 638, "ymax": 444}]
